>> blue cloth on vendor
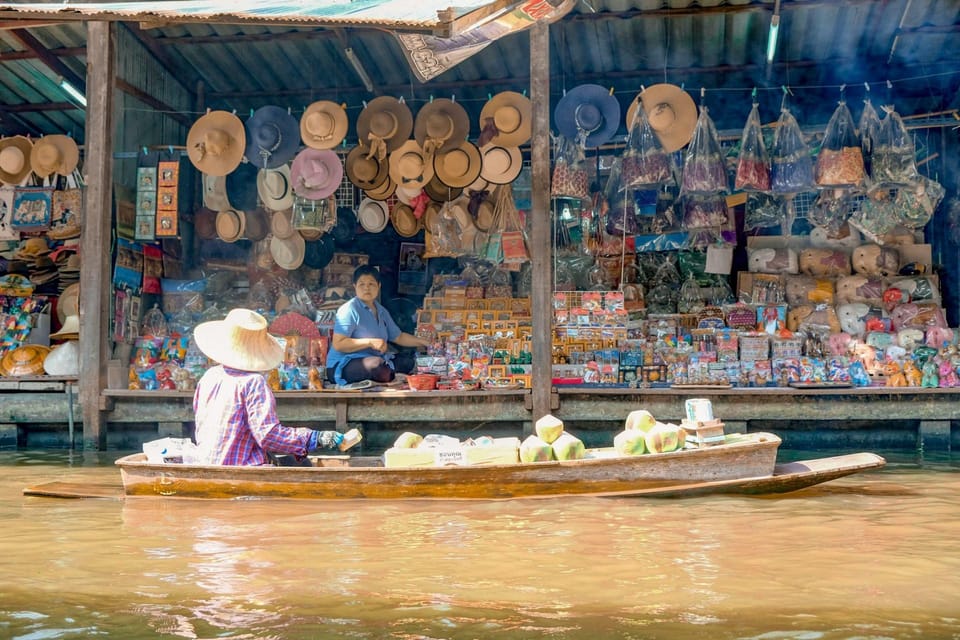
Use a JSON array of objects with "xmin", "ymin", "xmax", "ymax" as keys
[{"xmin": 325, "ymin": 296, "xmax": 401, "ymax": 386}]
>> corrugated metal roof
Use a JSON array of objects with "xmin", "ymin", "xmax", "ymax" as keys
[{"xmin": 0, "ymin": 0, "xmax": 956, "ymax": 145}]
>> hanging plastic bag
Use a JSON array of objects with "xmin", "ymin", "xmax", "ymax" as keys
[
  {"xmin": 849, "ymin": 188, "xmax": 898, "ymax": 242},
  {"xmin": 872, "ymin": 106, "xmax": 918, "ymax": 185},
  {"xmin": 895, "ymin": 175, "xmax": 945, "ymax": 229},
  {"xmin": 621, "ymin": 103, "xmax": 673, "ymax": 189},
  {"xmin": 681, "ymin": 194, "xmax": 727, "ymax": 230},
  {"xmin": 858, "ymin": 98, "xmax": 882, "ymax": 180},
  {"xmin": 734, "ymin": 103, "xmax": 770, "ymax": 191},
  {"xmin": 604, "ymin": 159, "xmax": 638, "ymax": 236},
  {"xmin": 744, "ymin": 192, "xmax": 785, "ymax": 231},
  {"xmin": 815, "ymin": 100, "xmax": 864, "ymax": 187},
  {"xmin": 551, "ymin": 135, "xmax": 589, "ymax": 200},
  {"xmin": 807, "ymin": 188, "xmax": 852, "ymax": 234},
  {"xmin": 770, "ymin": 105, "xmax": 814, "ymax": 193},
  {"xmin": 680, "ymin": 105, "xmax": 728, "ymax": 195}
]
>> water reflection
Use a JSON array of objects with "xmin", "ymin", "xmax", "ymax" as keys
[{"xmin": 2, "ymin": 450, "xmax": 960, "ymax": 639}]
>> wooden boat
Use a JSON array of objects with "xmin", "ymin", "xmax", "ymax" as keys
[{"xmin": 19, "ymin": 431, "xmax": 886, "ymax": 501}]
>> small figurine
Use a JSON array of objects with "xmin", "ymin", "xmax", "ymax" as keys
[
  {"xmin": 902, "ymin": 359, "xmax": 922, "ymax": 387},
  {"xmin": 921, "ymin": 360, "xmax": 939, "ymax": 388},
  {"xmin": 883, "ymin": 359, "xmax": 907, "ymax": 387},
  {"xmin": 938, "ymin": 359, "xmax": 960, "ymax": 388}
]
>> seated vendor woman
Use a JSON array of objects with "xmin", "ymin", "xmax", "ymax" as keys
[
  {"xmin": 326, "ymin": 264, "xmax": 430, "ymax": 386},
  {"xmin": 192, "ymin": 308, "xmax": 352, "ymax": 465}
]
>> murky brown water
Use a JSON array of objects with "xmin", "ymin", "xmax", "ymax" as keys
[{"xmin": 2, "ymin": 449, "xmax": 959, "ymax": 639}]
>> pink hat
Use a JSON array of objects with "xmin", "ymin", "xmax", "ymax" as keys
[{"xmin": 290, "ymin": 148, "xmax": 343, "ymax": 200}]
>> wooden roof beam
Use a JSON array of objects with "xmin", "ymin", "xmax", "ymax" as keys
[
  {"xmin": 9, "ymin": 27, "xmax": 86, "ymax": 93},
  {"xmin": 0, "ymin": 45, "xmax": 85, "ymax": 61},
  {"xmin": 115, "ymin": 77, "xmax": 192, "ymax": 127}
]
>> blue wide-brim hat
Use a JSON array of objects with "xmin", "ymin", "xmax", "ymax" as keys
[
  {"xmin": 554, "ymin": 84, "xmax": 621, "ymax": 148},
  {"xmin": 245, "ymin": 105, "xmax": 301, "ymax": 169},
  {"xmin": 224, "ymin": 161, "xmax": 259, "ymax": 212}
]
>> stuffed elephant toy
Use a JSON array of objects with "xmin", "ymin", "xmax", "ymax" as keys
[
  {"xmin": 798, "ymin": 248, "xmax": 851, "ymax": 277},
  {"xmin": 787, "ymin": 304, "xmax": 841, "ymax": 334},
  {"xmin": 785, "ymin": 275, "xmax": 835, "ymax": 307},
  {"xmin": 852, "ymin": 244, "xmax": 900, "ymax": 277},
  {"xmin": 925, "ymin": 326, "xmax": 955, "ymax": 349},
  {"xmin": 836, "ymin": 275, "xmax": 885, "ymax": 306},
  {"xmin": 890, "ymin": 302, "xmax": 947, "ymax": 331},
  {"xmin": 837, "ymin": 302, "xmax": 870, "ymax": 337},
  {"xmin": 748, "ymin": 247, "xmax": 799, "ymax": 274},
  {"xmin": 897, "ymin": 328, "xmax": 925, "ymax": 350},
  {"xmin": 809, "ymin": 224, "xmax": 862, "ymax": 251}
]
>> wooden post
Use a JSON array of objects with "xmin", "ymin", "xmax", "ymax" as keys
[
  {"xmin": 529, "ymin": 21, "xmax": 551, "ymax": 429},
  {"xmin": 80, "ymin": 21, "xmax": 116, "ymax": 450}
]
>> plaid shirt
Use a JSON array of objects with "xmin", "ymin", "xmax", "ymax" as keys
[{"xmin": 193, "ymin": 365, "xmax": 313, "ymax": 466}]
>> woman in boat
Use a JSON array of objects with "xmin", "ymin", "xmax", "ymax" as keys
[
  {"xmin": 325, "ymin": 264, "xmax": 430, "ymax": 386},
  {"xmin": 192, "ymin": 308, "xmax": 351, "ymax": 465}
]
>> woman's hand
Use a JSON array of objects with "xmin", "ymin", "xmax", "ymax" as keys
[{"xmin": 367, "ymin": 338, "xmax": 388, "ymax": 353}]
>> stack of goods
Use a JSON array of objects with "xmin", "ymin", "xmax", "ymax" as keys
[
  {"xmin": 519, "ymin": 414, "xmax": 586, "ymax": 462},
  {"xmin": 612, "ymin": 409, "xmax": 684, "ymax": 455},
  {"xmin": 383, "ymin": 431, "xmax": 521, "ymax": 468},
  {"xmin": 678, "ymin": 399, "xmax": 726, "ymax": 448}
]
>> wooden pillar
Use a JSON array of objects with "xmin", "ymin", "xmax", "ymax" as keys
[
  {"xmin": 529, "ymin": 21, "xmax": 551, "ymax": 428},
  {"xmin": 80, "ymin": 21, "xmax": 116, "ymax": 450}
]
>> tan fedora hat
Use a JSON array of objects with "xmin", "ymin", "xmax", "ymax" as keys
[
  {"xmin": 187, "ymin": 110, "xmax": 246, "ymax": 177},
  {"xmin": 356, "ymin": 96, "xmax": 413, "ymax": 158},
  {"xmin": 300, "ymin": 100, "xmax": 349, "ymax": 150},
  {"xmin": 31, "ymin": 135, "xmax": 80, "ymax": 179},
  {"xmin": 270, "ymin": 231, "xmax": 306, "ymax": 270},
  {"xmin": 202, "ymin": 173, "xmax": 231, "ymax": 210},
  {"xmin": 479, "ymin": 91, "xmax": 532, "ymax": 147},
  {"xmin": 215, "ymin": 208, "xmax": 246, "ymax": 243},
  {"xmin": 0, "ymin": 136, "xmax": 34, "ymax": 185},
  {"xmin": 357, "ymin": 197, "xmax": 389, "ymax": 234},
  {"xmin": 257, "ymin": 165, "xmax": 294, "ymax": 211},
  {"xmin": 424, "ymin": 174, "xmax": 462, "ymax": 203},
  {"xmin": 388, "ymin": 140, "xmax": 434, "ymax": 191},
  {"xmin": 364, "ymin": 175, "xmax": 396, "ymax": 201},
  {"xmin": 628, "ymin": 84, "xmax": 697, "ymax": 152},
  {"xmin": 414, "ymin": 98, "xmax": 470, "ymax": 155},
  {"xmin": 271, "ymin": 208, "xmax": 296, "ymax": 239},
  {"xmin": 194, "ymin": 308, "xmax": 283, "ymax": 372},
  {"xmin": 434, "ymin": 140, "xmax": 482, "ymax": 189},
  {"xmin": 479, "ymin": 144, "xmax": 522, "ymax": 185},
  {"xmin": 57, "ymin": 282, "xmax": 79, "ymax": 325},
  {"xmin": 345, "ymin": 144, "xmax": 388, "ymax": 191},
  {"xmin": 391, "ymin": 202, "xmax": 421, "ymax": 238}
]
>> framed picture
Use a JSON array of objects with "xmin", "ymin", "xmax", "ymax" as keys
[
  {"xmin": 155, "ymin": 212, "xmax": 178, "ymax": 237},
  {"xmin": 11, "ymin": 187, "xmax": 53, "ymax": 231}
]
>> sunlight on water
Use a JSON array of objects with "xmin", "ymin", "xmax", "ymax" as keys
[{"xmin": 1, "ymin": 450, "xmax": 959, "ymax": 639}]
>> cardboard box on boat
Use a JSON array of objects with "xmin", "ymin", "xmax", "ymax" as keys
[{"xmin": 383, "ymin": 437, "xmax": 521, "ymax": 468}]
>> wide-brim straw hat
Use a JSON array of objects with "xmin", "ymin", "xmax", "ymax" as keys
[
  {"xmin": 364, "ymin": 175, "xmax": 396, "ymax": 201},
  {"xmin": 345, "ymin": 144, "xmax": 389, "ymax": 191},
  {"xmin": 257, "ymin": 165, "xmax": 294, "ymax": 211},
  {"xmin": 424, "ymin": 174, "xmax": 462, "ymax": 203},
  {"xmin": 356, "ymin": 96, "xmax": 413, "ymax": 155},
  {"xmin": 194, "ymin": 206, "xmax": 218, "ymax": 240},
  {"xmin": 202, "ymin": 173, "xmax": 231, "ymax": 210},
  {"xmin": 479, "ymin": 144, "xmax": 523, "ymax": 185},
  {"xmin": 187, "ymin": 110, "xmax": 246, "ymax": 177},
  {"xmin": 388, "ymin": 140, "xmax": 434, "ymax": 191},
  {"xmin": 271, "ymin": 208, "xmax": 296, "ymax": 239},
  {"xmin": 43, "ymin": 340, "xmax": 79, "ymax": 376},
  {"xmin": 554, "ymin": 83, "xmax": 621, "ymax": 148},
  {"xmin": 301, "ymin": 100, "xmax": 348, "ymax": 150},
  {"xmin": 57, "ymin": 282, "xmax": 79, "ymax": 324},
  {"xmin": 50, "ymin": 313, "xmax": 80, "ymax": 340},
  {"xmin": 474, "ymin": 199, "xmax": 496, "ymax": 232},
  {"xmin": 16, "ymin": 236, "xmax": 50, "ymax": 259},
  {"xmin": 30, "ymin": 134, "xmax": 80, "ymax": 179},
  {"xmin": 290, "ymin": 148, "xmax": 343, "ymax": 200},
  {"xmin": 628, "ymin": 84, "xmax": 697, "ymax": 152},
  {"xmin": 194, "ymin": 308, "xmax": 283, "ymax": 372},
  {"xmin": 434, "ymin": 140, "xmax": 482, "ymax": 189},
  {"xmin": 224, "ymin": 161, "xmax": 259, "ymax": 212},
  {"xmin": 270, "ymin": 231, "xmax": 306, "ymax": 270},
  {"xmin": 479, "ymin": 91, "xmax": 532, "ymax": 147},
  {"xmin": 0, "ymin": 136, "xmax": 34, "ymax": 185},
  {"xmin": 357, "ymin": 197, "xmax": 389, "ymax": 233},
  {"xmin": 244, "ymin": 207, "xmax": 270, "ymax": 241},
  {"xmin": 414, "ymin": 98, "xmax": 470, "ymax": 155},
  {"xmin": 215, "ymin": 208, "xmax": 246, "ymax": 243},
  {"xmin": 391, "ymin": 202, "xmax": 421, "ymax": 238},
  {"xmin": 0, "ymin": 344, "xmax": 50, "ymax": 377},
  {"xmin": 245, "ymin": 105, "xmax": 301, "ymax": 169}
]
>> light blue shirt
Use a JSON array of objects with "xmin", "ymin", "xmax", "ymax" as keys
[{"xmin": 326, "ymin": 296, "xmax": 401, "ymax": 385}]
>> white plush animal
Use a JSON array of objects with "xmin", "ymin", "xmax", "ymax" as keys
[{"xmin": 837, "ymin": 302, "xmax": 870, "ymax": 337}]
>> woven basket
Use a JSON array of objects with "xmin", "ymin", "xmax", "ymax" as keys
[{"xmin": 407, "ymin": 373, "xmax": 439, "ymax": 391}]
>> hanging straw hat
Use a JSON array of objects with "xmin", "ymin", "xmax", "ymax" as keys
[
  {"xmin": 202, "ymin": 173, "xmax": 231, "ymax": 210},
  {"xmin": 194, "ymin": 206, "xmax": 218, "ymax": 240},
  {"xmin": 30, "ymin": 134, "xmax": 80, "ymax": 179},
  {"xmin": 50, "ymin": 313, "xmax": 80, "ymax": 340},
  {"xmin": 271, "ymin": 209, "xmax": 296, "ymax": 239},
  {"xmin": 364, "ymin": 175, "xmax": 396, "ymax": 201},
  {"xmin": 290, "ymin": 148, "xmax": 343, "ymax": 200},
  {"xmin": 244, "ymin": 207, "xmax": 270, "ymax": 241},
  {"xmin": 423, "ymin": 200, "xmax": 442, "ymax": 234},
  {"xmin": 478, "ymin": 91, "xmax": 532, "ymax": 147},
  {"xmin": 187, "ymin": 110, "xmax": 246, "ymax": 177},
  {"xmin": 479, "ymin": 144, "xmax": 523, "ymax": 185},
  {"xmin": 424, "ymin": 173, "xmax": 462, "ymax": 202},
  {"xmin": 215, "ymin": 208, "xmax": 246, "ymax": 242},
  {"xmin": 270, "ymin": 231, "xmax": 306, "ymax": 270},
  {"xmin": 357, "ymin": 197, "xmax": 389, "ymax": 234},
  {"xmin": 256, "ymin": 165, "xmax": 294, "ymax": 211},
  {"xmin": 303, "ymin": 234, "xmax": 336, "ymax": 269},
  {"xmin": 58, "ymin": 282, "xmax": 80, "ymax": 325},
  {"xmin": 391, "ymin": 202, "xmax": 421, "ymax": 238},
  {"xmin": 245, "ymin": 105, "xmax": 301, "ymax": 169},
  {"xmin": 300, "ymin": 100, "xmax": 349, "ymax": 150},
  {"xmin": 434, "ymin": 140, "xmax": 483, "ymax": 190},
  {"xmin": 345, "ymin": 144, "xmax": 389, "ymax": 191},
  {"xmin": 388, "ymin": 140, "xmax": 434, "ymax": 191},
  {"xmin": 414, "ymin": 98, "xmax": 470, "ymax": 156},
  {"xmin": 0, "ymin": 136, "xmax": 34, "ymax": 185},
  {"xmin": 225, "ymin": 161, "xmax": 259, "ymax": 212},
  {"xmin": 194, "ymin": 308, "xmax": 283, "ymax": 372},
  {"xmin": 356, "ymin": 96, "xmax": 413, "ymax": 159},
  {"xmin": 395, "ymin": 184, "xmax": 423, "ymax": 206},
  {"xmin": 554, "ymin": 84, "xmax": 621, "ymax": 148},
  {"xmin": 628, "ymin": 84, "xmax": 697, "ymax": 152}
]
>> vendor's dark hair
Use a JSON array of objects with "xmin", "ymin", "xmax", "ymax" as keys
[{"xmin": 353, "ymin": 264, "xmax": 381, "ymax": 284}]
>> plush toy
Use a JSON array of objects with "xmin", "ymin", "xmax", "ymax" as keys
[
  {"xmin": 897, "ymin": 329, "xmax": 925, "ymax": 351},
  {"xmin": 848, "ymin": 360, "xmax": 872, "ymax": 386},
  {"xmin": 890, "ymin": 302, "xmax": 948, "ymax": 331},
  {"xmin": 865, "ymin": 317, "xmax": 886, "ymax": 333},
  {"xmin": 747, "ymin": 247, "xmax": 799, "ymax": 274},
  {"xmin": 925, "ymin": 326, "xmax": 955, "ymax": 349},
  {"xmin": 810, "ymin": 224, "xmax": 862, "ymax": 251},
  {"xmin": 883, "ymin": 359, "xmax": 908, "ymax": 387},
  {"xmin": 913, "ymin": 345, "xmax": 939, "ymax": 368},
  {"xmin": 852, "ymin": 244, "xmax": 900, "ymax": 277},
  {"xmin": 886, "ymin": 345, "xmax": 907, "ymax": 363},
  {"xmin": 938, "ymin": 359, "xmax": 960, "ymax": 387},
  {"xmin": 882, "ymin": 286, "xmax": 910, "ymax": 312},
  {"xmin": 785, "ymin": 275, "xmax": 835, "ymax": 307},
  {"xmin": 921, "ymin": 360, "xmax": 939, "ymax": 388},
  {"xmin": 888, "ymin": 276, "xmax": 940, "ymax": 304},
  {"xmin": 851, "ymin": 341, "xmax": 878, "ymax": 374},
  {"xmin": 837, "ymin": 303, "xmax": 870, "ymax": 336},
  {"xmin": 902, "ymin": 359, "xmax": 922, "ymax": 387},
  {"xmin": 836, "ymin": 275, "xmax": 885, "ymax": 306},
  {"xmin": 828, "ymin": 332, "xmax": 853, "ymax": 356},
  {"xmin": 798, "ymin": 248, "xmax": 851, "ymax": 277}
]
